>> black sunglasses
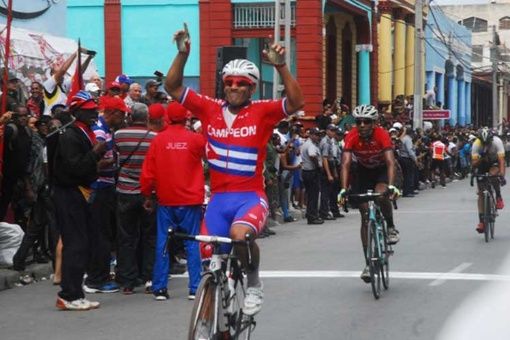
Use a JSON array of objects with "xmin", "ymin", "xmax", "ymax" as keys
[{"xmin": 355, "ymin": 118, "xmax": 374, "ymax": 125}]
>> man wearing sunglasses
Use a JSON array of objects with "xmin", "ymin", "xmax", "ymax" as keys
[
  {"xmin": 165, "ymin": 24, "xmax": 304, "ymax": 316},
  {"xmin": 338, "ymin": 104, "xmax": 400, "ymax": 283}
]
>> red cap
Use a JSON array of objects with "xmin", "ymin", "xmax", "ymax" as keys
[
  {"xmin": 102, "ymin": 95, "xmax": 129, "ymax": 113},
  {"xmin": 148, "ymin": 103, "xmax": 166, "ymax": 120},
  {"xmin": 107, "ymin": 81, "xmax": 121, "ymax": 90},
  {"xmin": 166, "ymin": 101, "xmax": 189, "ymax": 122}
]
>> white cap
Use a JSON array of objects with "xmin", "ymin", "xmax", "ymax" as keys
[
  {"xmin": 468, "ymin": 134, "xmax": 476, "ymax": 141},
  {"xmin": 192, "ymin": 120, "xmax": 202, "ymax": 131},
  {"xmin": 389, "ymin": 128, "xmax": 397, "ymax": 133},
  {"xmin": 392, "ymin": 122, "xmax": 403, "ymax": 130},
  {"xmin": 85, "ymin": 82, "xmax": 100, "ymax": 93}
]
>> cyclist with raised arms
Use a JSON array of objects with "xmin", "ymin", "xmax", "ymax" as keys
[
  {"xmin": 338, "ymin": 105, "xmax": 400, "ymax": 283},
  {"xmin": 471, "ymin": 127, "xmax": 506, "ymax": 234},
  {"xmin": 165, "ymin": 24, "xmax": 304, "ymax": 315}
]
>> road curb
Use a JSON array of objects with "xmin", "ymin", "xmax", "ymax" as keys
[{"xmin": 0, "ymin": 263, "xmax": 53, "ymax": 292}]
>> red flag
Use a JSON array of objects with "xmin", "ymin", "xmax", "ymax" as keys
[{"xmin": 66, "ymin": 40, "xmax": 83, "ymax": 105}]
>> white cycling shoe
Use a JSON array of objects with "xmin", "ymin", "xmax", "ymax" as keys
[{"xmin": 243, "ymin": 284, "xmax": 264, "ymax": 316}]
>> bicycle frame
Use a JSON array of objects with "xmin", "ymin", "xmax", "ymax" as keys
[
  {"xmin": 168, "ymin": 230, "xmax": 255, "ymax": 339},
  {"xmin": 471, "ymin": 173, "xmax": 500, "ymax": 242},
  {"xmin": 347, "ymin": 190, "xmax": 393, "ymax": 299}
]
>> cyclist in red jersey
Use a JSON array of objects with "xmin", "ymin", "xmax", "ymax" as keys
[
  {"xmin": 338, "ymin": 105, "xmax": 400, "ymax": 283},
  {"xmin": 164, "ymin": 24, "xmax": 304, "ymax": 315}
]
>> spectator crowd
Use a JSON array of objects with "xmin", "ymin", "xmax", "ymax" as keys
[{"xmin": 1, "ymin": 51, "xmax": 510, "ymax": 309}]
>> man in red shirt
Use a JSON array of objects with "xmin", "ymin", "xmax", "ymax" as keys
[
  {"xmin": 140, "ymin": 101, "xmax": 205, "ymax": 301},
  {"xmin": 338, "ymin": 105, "xmax": 400, "ymax": 283},
  {"xmin": 165, "ymin": 24, "xmax": 304, "ymax": 315}
]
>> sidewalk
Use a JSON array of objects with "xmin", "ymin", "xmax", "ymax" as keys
[{"xmin": 0, "ymin": 263, "xmax": 53, "ymax": 292}]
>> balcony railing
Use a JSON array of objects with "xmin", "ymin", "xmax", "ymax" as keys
[{"xmin": 233, "ymin": 3, "xmax": 296, "ymax": 29}]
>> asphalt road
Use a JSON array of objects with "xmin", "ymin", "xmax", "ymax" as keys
[{"xmin": 1, "ymin": 177, "xmax": 509, "ymax": 340}]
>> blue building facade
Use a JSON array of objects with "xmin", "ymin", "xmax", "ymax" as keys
[
  {"xmin": 425, "ymin": 6, "xmax": 472, "ymax": 127},
  {"xmin": 67, "ymin": 0, "xmax": 201, "ymax": 88}
]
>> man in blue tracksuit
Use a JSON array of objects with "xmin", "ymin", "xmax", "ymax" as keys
[{"xmin": 140, "ymin": 102, "xmax": 205, "ymax": 300}]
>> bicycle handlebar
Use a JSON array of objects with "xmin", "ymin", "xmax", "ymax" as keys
[
  {"xmin": 470, "ymin": 173, "xmax": 500, "ymax": 187},
  {"xmin": 342, "ymin": 191, "xmax": 398, "ymax": 212},
  {"xmin": 168, "ymin": 228, "xmax": 252, "ymax": 245}
]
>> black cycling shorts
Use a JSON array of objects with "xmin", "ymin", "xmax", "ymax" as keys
[{"xmin": 351, "ymin": 165, "xmax": 388, "ymax": 194}]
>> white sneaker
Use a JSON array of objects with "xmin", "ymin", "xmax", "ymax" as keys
[
  {"xmin": 81, "ymin": 298, "xmax": 100, "ymax": 309},
  {"xmin": 243, "ymin": 284, "xmax": 263, "ymax": 316},
  {"xmin": 56, "ymin": 297, "xmax": 91, "ymax": 311}
]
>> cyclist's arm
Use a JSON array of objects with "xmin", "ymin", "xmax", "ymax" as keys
[
  {"xmin": 340, "ymin": 151, "xmax": 352, "ymax": 189},
  {"xmin": 383, "ymin": 149, "xmax": 396, "ymax": 187},
  {"xmin": 471, "ymin": 139, "xmax": 482, "ymax": 168},
  {"xmin": 277, "ymin": 65, "xmax": 304, "ymax": 114},
  {"xmin": 498, "ymin": 157, "xmax": 505, "ymax": 177},
  {"xmin": 494, "ymin": 138, "xmax": 506, "ymax": 176},
  {"xmin": 165, "ymin": 51, "xmax": 188, "ymax": 101}
]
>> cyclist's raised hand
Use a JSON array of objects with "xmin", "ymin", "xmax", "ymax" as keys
[
  {"xmin": 263, "ymin": 36, "xmax": 286, "ymax": 67},
  {"xmin": 174, "ymin": 22, "xmax": 190, "ymax": 54},
  {"xmin": 387, "ymin": 185, "xmax": 401, "ymax": 200}
]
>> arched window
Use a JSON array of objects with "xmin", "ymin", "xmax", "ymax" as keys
[
  {"xmin": 499, "ymin": 16, "xmax": 510, "ymax": 30},
  {"xmin": 460, "ymin": 17, "xmax": 488, "ymax": 32}
]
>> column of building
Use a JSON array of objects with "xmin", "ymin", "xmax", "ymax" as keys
[
  {"xmin": 465, "ymin": 82, "xmax": 471, "ymax": 125},
  {"xmin": 457, "ymin": 75, "xmax": 466, "ymax": 126},
  {"xmin": 405, "ymin": 15, "xmax": 415, "ymax": 99},
  {"xmin": 447, "ymin": 67, "xmax": 457, "ymax": 126},
  {"xmin": 393, "ymin": 9, "xmax": 406, "ymax": 99},
  {"xmin": 377, "ymin": 2, "xmax": 392, "ymax": 105},
  {"xmin": 356, "ymin": 44, "xmax": 371, "ymax": 105}
]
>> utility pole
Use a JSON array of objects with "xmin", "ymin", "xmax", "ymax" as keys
[
  {"xmin": 413, "ymin": 0, "xmax": 423, "ymax": 130},
  {"xmin": 273, "ymin": 0, "xmax": 291, "ymax": 99},
  {"xmin": 491, "ymin": 25, "xmax": 499, "ymax": 129}
]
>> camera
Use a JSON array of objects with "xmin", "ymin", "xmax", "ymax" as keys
[{"xmin": 154, "ymin": 71, "xmax": 164, "ymax": 83}]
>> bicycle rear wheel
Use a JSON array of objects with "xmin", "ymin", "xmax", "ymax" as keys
[
  {"xmin": 381, "ymin": 222, "xmax": 390, "ymax": 290},
  {"xmin": 368, "ymin": 220, "xmax": 381, "ymax": 299},
  {"xmin": 188, "ymin": 273, "xmax": 218, "ymax": 340},
  {"xmin": 483, "ymin": 193, "xmax": 491, "ymax": 243}
]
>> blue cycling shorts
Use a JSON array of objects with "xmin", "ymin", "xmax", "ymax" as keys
[{"xmin": 201, "ymin": 191, "xmax": 269, "ymax": 241}]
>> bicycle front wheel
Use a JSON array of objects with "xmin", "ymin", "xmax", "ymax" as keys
[
  {"xmin": 381, "ymin": 222, "xmax": 390, "ymax": 290},
  {"xmin": 483, "ymin": 193, "xmax": 491, "ymax": 243},
  {"xmin": 368, "ymin": 220, "xmax": 381, "ymax": 299},
  {"xmin": 490, "ymin": 194, "xmax": 496, "ymax": 239},
  {"xmin": 233, "ymin": 277, "xmax": 253, "ymax": 340},
  {"xmin": 188, "ymin": 273, "xmax": 218, "ymax": 340}
]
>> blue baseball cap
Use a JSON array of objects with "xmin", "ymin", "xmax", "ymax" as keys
[{"xmin": 115, "ymin": 74, "xmax": 133, "ymax": 85}]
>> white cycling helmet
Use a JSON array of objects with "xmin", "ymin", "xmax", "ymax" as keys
[
  {"xmin": 352, "ymin": 104, "xmax": 379, "ymax": 120},
  {"xmin": 479, "ymin": 127, "xmax": 494, "ymax": 144},
  {"xmin": 222, "ymin": 59, "xmax": 260, "ymax": 84}
]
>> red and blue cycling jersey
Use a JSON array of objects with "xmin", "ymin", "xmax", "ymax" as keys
[
  {"xmin": 179, "ymin": 87, "xmax": 288, "ymax": 193},
  {"xmin": 343, "ymin": 126, "xmax": 393, "ymax": 169}
]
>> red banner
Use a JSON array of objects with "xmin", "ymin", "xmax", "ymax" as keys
[{"xmin": 423, "ymin": 110, "xmax": 451, "ymax": 120}]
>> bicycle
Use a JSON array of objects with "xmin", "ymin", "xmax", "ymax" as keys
[
  {"xmin": 167, "ymin": 228, "xmax": 256, "ymax": 340},
  {"xmin": 347, "ymin": 191, "xmax": 395, "ymax": 299},
  {"xmin": 470, "ymin": 173, "xmax": 499, "ymax": 242}
]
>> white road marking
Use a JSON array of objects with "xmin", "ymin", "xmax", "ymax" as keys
[
  {"xmin": 172, "ymin": 270, "xmax": 510, "ymax": 282},
  {"xmin": 429, "ymin": 262, "xmax": 473, "ymax": 286}
]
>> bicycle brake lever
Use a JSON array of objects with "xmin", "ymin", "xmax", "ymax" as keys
[{"xmin": 245, "ymin": 233, "xmax": 253, "ymax": 269}]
